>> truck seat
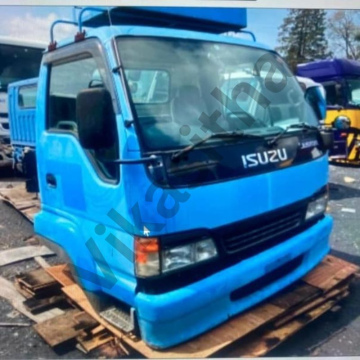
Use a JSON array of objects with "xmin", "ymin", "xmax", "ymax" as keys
[{"xmin": 171, "ymin": 85, "xmax": 206, "ymax": 128}]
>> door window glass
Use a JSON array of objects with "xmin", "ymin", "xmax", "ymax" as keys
[
  {"xmin": 48, "ymin": 54, "xmax": 118, "ymax": 180},
  {"xmin": 19, "ymin": 84, "xmax": 37, "ymax": 108}
]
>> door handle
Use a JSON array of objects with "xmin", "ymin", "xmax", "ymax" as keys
[{"xmin": 46, "ymin": 173, "xmax": 57, "ymax": 188}]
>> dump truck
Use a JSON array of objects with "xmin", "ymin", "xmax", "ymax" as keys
[
  {"xmin": 297, "ymin": 58, "xmax": 360, "ymax": 164},
  {"xmin": 7, "ymin": 77, "xmax": 38, "ymax": 189},
  {"xmin": 17, "ymin": 6, "xmax": 336, "ymax": 349},
  {"xmin": 0, "ymin": 37, "xmax": 44, "ymax": 168}
]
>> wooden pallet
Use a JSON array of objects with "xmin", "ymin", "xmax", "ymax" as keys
[
  {"xmin": 0, "ymin": 182, "xmax": 40, "ymax": 222},
  {"xmin": 11, "ymin": 255, "xmax": 359, "ymax": 358}
]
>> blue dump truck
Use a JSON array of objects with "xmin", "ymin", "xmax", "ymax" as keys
[
  {"xmin": 14, "ymin": 7, "xmax": 334, "ymax": 349},
  {"xmin": 8, "ymin": 77, "xmax": 38, "ymax": 189},
  {"xmin": 0, "ymin": 37, "xmax": 43, "ymax": 168}
]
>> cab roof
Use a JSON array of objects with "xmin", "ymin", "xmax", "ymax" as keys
[
  {"xmin": 49, "ymin": 7, "xmax": 270, "ymax": 54},
  {"xmin": 82, "ymin": 7, "xmax": 247, "ymax": 33},
  {"xmin": 51, "ymin": 24, "xmax": 271, "ymax": 54},
  {"xmin": 297, "ymin": 58, "xmax": 360, "ymax": 81}
]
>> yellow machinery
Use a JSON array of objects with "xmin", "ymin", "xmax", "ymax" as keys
[{"xmin": 297, "ymin": 58, "xmax": 360, "ymax": 164}]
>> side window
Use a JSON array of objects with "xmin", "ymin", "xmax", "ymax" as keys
[
  {"xmin": 48, "ymin": 54, "xmax": 118, "ymax": 181},
  {"xmin": 347, "ymin": 79, "xmax": 360, "ymax": 106},
  {"xmin": 323, "ymin": 82, "xmax": 342, "ymax": 106},
  {"xmin": 48, "ymin": 56, "xmax": 106, "ymax": 133},
  {"xmin": 18, "ymin": 85, "xmax": 37, "ymax": 108}
]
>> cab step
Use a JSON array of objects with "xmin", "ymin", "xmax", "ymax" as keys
[{"xmin": 100, "ymin": 307, "xmax": 135, "ymax": 333}]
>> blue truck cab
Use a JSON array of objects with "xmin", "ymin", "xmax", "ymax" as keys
[
  {"xmin": 34, "ymin": 7, "xmax": 333, "ymax": 349},
  {"xmin": 8, "ymin": 77, "xmax": 38, "ymax": 189}
]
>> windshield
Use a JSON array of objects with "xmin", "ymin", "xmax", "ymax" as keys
[
  {"xmin": 346, "ymin": 78, "xmax": 360, "ymax": 106},
  {"xmin": 117, "ymin": 37, "xmax": 318, "ymax": 151},
  {"xmin": 0, "ymin": 44, "xmax": 43, "ymax": 91}
]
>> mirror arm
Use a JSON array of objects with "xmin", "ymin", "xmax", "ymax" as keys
[{"xmin": 124, "ymin": 119, "xmax": 134, "ymax": 127}]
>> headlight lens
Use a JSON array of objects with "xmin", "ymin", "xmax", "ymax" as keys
[
  {"xmin": 162, "ymin": 238, "xmax": 217, "ymax": 273},
  {"xmin": 305, "ymin": 193, "xmax": 328, "ymax": 220},
  {"xmin": 162, "ymin": 245, "xmax": 193, "ymax": 272},
  {"xmin": 135, "ymin": 237, "xmax": 218, "ymax": 277}
]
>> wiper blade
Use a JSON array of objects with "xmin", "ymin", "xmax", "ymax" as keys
[
  {"xmin": 268, "ymin": 123, "xmax": 318, "ymax": 146},
  {"xmin": 171, "ymin": 131, "xmax": 263, "ymax": 161}
]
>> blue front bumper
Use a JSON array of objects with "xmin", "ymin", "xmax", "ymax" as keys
[{"xmin": 135, "ymin": 215, "xmax": 333, "ymax": 349}]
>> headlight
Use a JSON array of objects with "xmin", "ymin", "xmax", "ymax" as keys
[
  {"xmin": 162, "ymin": 238, "xmax": 218, "ymax": 273},
  {"xmin": 305, "ymin": 193, "xmax": 328, "ymax": 220},
  {"xmin": 135, "ymin": 237, "xmax": 218, "ymax": 277}
]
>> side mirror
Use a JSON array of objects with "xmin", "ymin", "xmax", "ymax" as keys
[
  {"xmin": 76, "ymin": 88, "xmax": 116, "ymax": 150},
  {"xmin": 305, "ymin": 86, "xmax": 327, "ymax": 121},
  {"xmin": 320, "ymin": 128, "xmax": 334, "ymax": 151},
  {"xmin": 333, "ymin": 115, "xmax": 351, "ymax": 130}
]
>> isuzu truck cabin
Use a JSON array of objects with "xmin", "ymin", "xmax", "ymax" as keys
[{"xmin": 34, "ymin": 7, "xmax": 333, "ymax": 349}]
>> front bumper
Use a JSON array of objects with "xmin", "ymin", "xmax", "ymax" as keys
[{"xmin": 135, "ymin": 215, "xmax": 333, "ymax": 349}]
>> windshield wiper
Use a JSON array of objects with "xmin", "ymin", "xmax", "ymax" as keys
[
  {"xmin": 171, "ymin": 131, "xmax": 263, "ymax": 161},
  {"xmin": 268, "ymin": 123, "xmax": 319, "ymax": 146}
]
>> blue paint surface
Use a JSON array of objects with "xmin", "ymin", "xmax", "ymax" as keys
[
  {"xmin": 8, "ymin": 77, "xmax": 38, "ymax": 147},
  {"xmin": 34, "ymin": 19, "xmax": 333, "ymax": 349},
  {"xmin": 136, "ymin": 216, "xmax": 332, "ymax": 348},
  {"xmin": 82, "ymin": 7, "xmax": 247, "ymax": 31}
]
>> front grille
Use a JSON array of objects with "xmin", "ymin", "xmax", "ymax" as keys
[
  {"xmin": 1, "ymin": 123, "xmax": 9, "ymax": 130},
  {"xmin": 216, "ymin": 206, "xmax": 306, "ymax": 256}
]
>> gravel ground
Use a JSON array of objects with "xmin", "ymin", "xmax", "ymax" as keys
[
  {"xmin": 0, "ymin": 165, "xmax": 360, "ymax": 358},
  {"xmin": 0, "ymin": 176, "xmax": 89, "ymax": 359}
]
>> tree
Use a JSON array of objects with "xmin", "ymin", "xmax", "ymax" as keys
[
  {"xmin": 276, "ymin": 10, "xmax": 330, "ymax": 71},
  {"xmin": 328, "ymin": 10, "xmax": 360, "ymax": 60}
]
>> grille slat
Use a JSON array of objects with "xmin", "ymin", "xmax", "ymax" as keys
[
  {"xmin": 225, "ymin": 212, "xmax": 301, "ymax": 244},
  {"xmin": 221, "ymin": 209, "xmax": 305, "ymax": 255},
  {"xmin": 226, "ymin": 216, "xmax": 301, "ymax": 248},
  {"xmin": 226, "ymin": 222, "xmax": 300, "ymax": 252}
]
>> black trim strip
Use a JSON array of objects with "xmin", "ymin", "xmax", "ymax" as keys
[{"xmin": 230, "ymin": 254, "xmax": 304, "ymax": 302}]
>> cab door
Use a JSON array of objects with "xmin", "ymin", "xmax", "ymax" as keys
[{"xmin": 35, "ymin": 39, "xmax": 137, "ymax": 302}]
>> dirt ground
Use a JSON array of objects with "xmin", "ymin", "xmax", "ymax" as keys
[{"xmin": 0, "ymin": 165, "xmax": 359, "ymax": 358}]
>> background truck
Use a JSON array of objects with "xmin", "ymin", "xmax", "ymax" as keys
[
  {"xmin": 0, "ymin": 37, "xmax": 44, "ymax": 168},
  {"xmin": 7, "ymin": 77, "xmax": 38, "ymax": 190},
  {"xmin": 297, "ymin": 58, "xmax": 360, "ymax": 164},
  {"xmin": 19, "ymin": 6, "xmax": 335, "ymax": 349}
]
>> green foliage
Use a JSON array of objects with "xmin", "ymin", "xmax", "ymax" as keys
[{"xmin": 276, "ymin": 10, "xmax": 330, "ymax": 71}]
